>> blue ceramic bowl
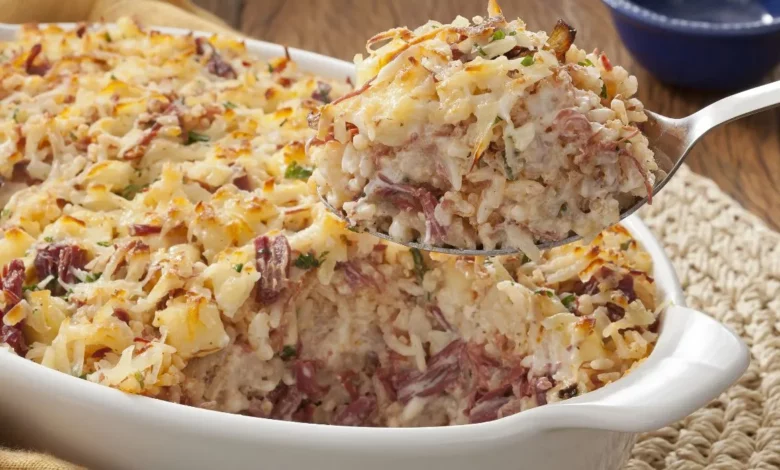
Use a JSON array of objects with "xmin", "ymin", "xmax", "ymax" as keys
[{"xmin": 602, "ymin": 0, "xmax": 780, "ymax": 89}]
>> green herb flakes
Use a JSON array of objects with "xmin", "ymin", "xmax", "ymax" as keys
[
  {"xmin": 85, "ymin": 272, "xmax": 102, "ymax": 283},
  {"xmin": 561, "ymin": 294, "xmax": 576, "ymax": 310},
  {"xmin": 578, "ymin": 58, "xmax": 594, "ymax": 67},
  {"xmin": 295, "ymin": 251, "xmax": 327, "ymax": 270},
  {"xmin": 491, "ymin": 30, "xmax": 506, "ymax": 41},
  {"xmin": 233, "ymin": 263, "xmax": 244, "ymax": 273},
  {"xmin": 411, "ymin": 248, "xmax": 427, "ymax": 282},
  {"xmin": 284, "ymin": 161, "xmax": 313, "ymax": 180},
  {"xmin": 97, "ymin": 241, "xmax": 112, "ymax": 247},
  {"xmin": 44, "ymin": 236, "xmax": 54, "ymax": 243},
  {"xmin": 620, "ymin": 240, "xmax": 632, "ymax": 251},
  {"xmin": 135, "ymin": 372, "xmax": 145, "ymax": 389},
  {"xmin": 535, "ymin": 289, "xmax": 554, "ymax": 298},
  {"xmin": 521, "ymin": 55, "xmax": 535, "ymax": 66},
  {"xmin": 600, "ymin": 83, "xmax": 608, "ymax": 99},
  {"xmin": 119, "ymin": 184, "xmax": 147, "ymax": 200},
  {"xmin": 224, "ymin": 101, "xmax": 237, "ymax": 109},
  {"xmin": 186, "ymin": 130, "xmax": 210, "ymax": 145},
  {"xmin": 477, "ymin": 46, "xmax": 487, "ymax": 57},
  {"xmin": 280, "ymin": 345, "xmax": 297, "ymax": 360}
]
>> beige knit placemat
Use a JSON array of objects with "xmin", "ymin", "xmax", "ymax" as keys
[{"xmin": 627, "ymin": 164, "xmax": 780, "ymax": 470}]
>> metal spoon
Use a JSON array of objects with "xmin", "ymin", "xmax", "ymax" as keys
[{"xmin": 321, "ymin": 80, "xmax": 780, "ymax": 256}]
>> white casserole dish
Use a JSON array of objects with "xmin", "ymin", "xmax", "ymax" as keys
[{"xmin": 0, "ymin": 23, "xmax": 750, "ymax": 470}]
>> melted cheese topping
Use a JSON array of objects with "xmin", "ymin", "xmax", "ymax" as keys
[{"xmin": 0, "ymin": 18, "xmax": 348, "ymax": 393}]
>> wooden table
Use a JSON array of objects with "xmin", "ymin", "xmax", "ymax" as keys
[{"xmin": 197, "ymin": 0, "xmax": 780, "ymax": 230}]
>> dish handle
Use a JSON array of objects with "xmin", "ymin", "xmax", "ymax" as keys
[{"xmin": 544, "ymin": 305, "xmax": 750, "ymax": 433}]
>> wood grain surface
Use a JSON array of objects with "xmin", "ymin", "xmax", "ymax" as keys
[{"xmin": 197, "ymin": 0, "xmax": 780, "ymax": 230}]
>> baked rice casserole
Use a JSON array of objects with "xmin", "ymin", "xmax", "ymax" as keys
[
  {"xmin": 0, "ymin": 13, "xmax": 662, "ymax": 427},
  {"xmin": 310, "ymin": 0, "xmax": 658, "ymax": 256}
]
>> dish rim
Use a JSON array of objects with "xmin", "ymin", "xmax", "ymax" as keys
[{"xmin": 0, "ymin": 21, "xmax": 748, "ymax": 448}]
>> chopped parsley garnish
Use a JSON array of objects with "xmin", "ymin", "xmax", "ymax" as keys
[
  {"xmin": 44, "ymin": 236, "xmax": 54, "ymax": 242},
  {"xmin": 22, "ymin": 285, "xmax": 40, "ymax": 292},
  {"xmin": 64, "ymin": 288, "xmax": 74, "ymax": 301},
  {"xmin": 110, "ymin": 74, "xmax": 117, "ymax": 81},
  {"xmin": 186, "ymin": 130, "xmax": 210, "ymax": 145},
  {"xmin": 620, "ymin": 240, "xmax": 632, "ymax": 251},
  {"xmin": 267, "ymin": 64, "xmax": 274, "ymax": 74},
  {"xmin": 85, "ymin": 272, "xmax": 102, "ymax": 283},
  {"xmin": 491, "ymin": 30, "xmax": 506, "ymax": 41},
  {"xmin": 233, "ymin": 263, "xmax": 244, "ymax": 273},
  {"xmin": 119, "ymin": 184, "xmax": 147, "ymax": 200},
  {"xmin": 280, "ymin": 345, "xmax": 297, "ymax": 360},
  {"xmin": 223, "ymin": 101, "xmax": 237, "ymax": 109},
  {"xmin": 535, "ymin": 289, "xmax": 554, "ymax": 298},
  {"xmin": 97, "ymin": 241, "xmax": 112, "ymax": 247},
  {"xmin": 521, "ymin": 55, "xmax": 535, "ymax": 66},
  {"xmin": 294, "ymin": 251, "xmax": 327, "ymax": 270},
  {"xmin": 476, "ymin": 46, "xmax": 487, "ymax": 57},
  {"xmin": 12, "ymin": 109, "xmax": 19, "ymax": 123},
  {"xmin": 561, "ymin": 294, "xmax": 576, "ymax": 310},
  {"xmin": 508, "ymin": 31, "xmax": 517, "ymax": 36},
  {"xmin": 347, "ymin": 226, "xmax": 360, "ymax": 233},
  {"xmin": 104, "ymin": 32, "xmax": 112, "ymax": 42},
  {"xmin": 135, "ymin": 372, "xmax": 145, "ymax": 389},
  {"xmin": 284, "ymin": 161, "xmax": 313, "ymax": 180},
  {"xmin": 411, "ymin": 248, "xmax": 427, "ymax": 283},
  {"xmin": 578, "ymin": 59, "xmax": 594, "ymax": 67},
  {"xmin": 600, "ymin": 83, "xmax": 608, "ymax": 99}
]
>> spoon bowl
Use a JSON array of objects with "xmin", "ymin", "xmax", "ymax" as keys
[{"xmin": 321, "ymin": 80, "xmax": 780, "ymax": 256}]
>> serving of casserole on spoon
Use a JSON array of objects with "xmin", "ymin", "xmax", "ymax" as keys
[
  {"xmin": 308, "ymin": 0, "xmax": 656, "ymax": 258},
  {"xmin": 308, "ymin": 0, "xmax": 780, "ymax": 258}
]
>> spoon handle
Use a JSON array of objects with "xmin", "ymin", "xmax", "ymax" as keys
[{"xmin": 686, "ymin": 80, "xmax": 780, "ymax": 141}]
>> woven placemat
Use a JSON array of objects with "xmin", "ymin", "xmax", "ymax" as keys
[{"xmin": 628, "ymin": 165, "xmax": 780, "ymax": 470}]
